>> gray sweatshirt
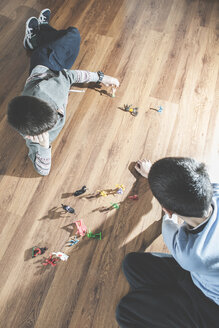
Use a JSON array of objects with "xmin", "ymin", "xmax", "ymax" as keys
[{"xmin": 21, "ymin": 65, "xmax": 99, "ymax": 175}]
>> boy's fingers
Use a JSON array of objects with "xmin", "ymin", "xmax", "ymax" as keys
[
  {"xmin": 135, "ymin": 164, "xmax": 141, "ymax": 172},
  {"xmin": 38, "ymin": 134, "xmax": 43, "ymax": 142},
  {"xmin": 33, "ymin": 136, "xmax": 39, "ymax": 143}
]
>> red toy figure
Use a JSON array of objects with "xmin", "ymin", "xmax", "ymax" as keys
[
  {"xmin": 74, "ymin": 219, "xmax": 88, "ymax": 237},
  {"xmin": 42, "ymin": 254, "xmax": 60, "ymax": 266},
  {"xmin": 128, "ymin": 195, "xmax": 139, "ymax": 200},
  {"xmin": 32, "ymin": 246, "xmax": 47, "ymax": 258}
]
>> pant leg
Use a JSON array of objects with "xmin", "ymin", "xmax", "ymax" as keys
[
  {"xmin": 116, "ymin": 286, "xmax": 199, "ymax": 328},
  {"xmin": 122, "ymin": 252, "xmax": 186, "ymax": 290},
  {"xmin": 116, "ymin": 252, "xmax": 219, "ymax": 328},
  {"xmin": 29, "ymin": 25, "xmax": 80, "ymax": 73},
  {"xmin": 37, "ymin": 24, "xmax": 67, "ymax": 46}
]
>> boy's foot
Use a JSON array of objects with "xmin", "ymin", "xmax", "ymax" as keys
[
  {"xmin": 23, "ymin": 17, "xmax": 39, "ymax": 50},
  {"xmin": 38, "ymin": 8, "xmax": 51, "ymax": 24}
]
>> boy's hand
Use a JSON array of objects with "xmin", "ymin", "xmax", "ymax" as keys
[
  {"xmin": 135, "ymin": 159, "xmax": 152, "ymax": 178},
  {"xmin": 26, "ymin": 132, "xmax": 50, "ymax": 149},
  {"xmin": 101, "ymin": 75, "xmax": 120, "ymax": 87}
]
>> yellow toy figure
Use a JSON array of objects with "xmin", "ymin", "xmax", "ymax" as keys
[{"xmin": 98, "ymin": 190, "xmax": 108, "ymax": 197}]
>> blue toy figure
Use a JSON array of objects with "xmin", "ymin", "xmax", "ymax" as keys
[
  {"xmin": 66, "ymin": 236, "xmax": 79, "ymax": 246},
  {"xmin": 158, "ymin": 106, "xmax": 163, "ymax": 113}
]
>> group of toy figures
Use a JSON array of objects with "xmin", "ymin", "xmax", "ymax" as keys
[{"xmin": 32, "ymin": 184, "xmax": 138, "ymax": 266}]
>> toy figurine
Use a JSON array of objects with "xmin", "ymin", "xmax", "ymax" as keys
[
  {"xmin": 128, "ymin": 194, "xmax": 139, "ymax": 200},
  {"xmin": 111, "ymin": 202, "xmax": 120, "ymax": 209},
  {"xmin": 74, "ymin": 219, "xmax": 88, "ymax": 237},
  {"xmin": 32, "ymin": 246, "xmax": 47, "ymax": 258},
  {"xmin": 111, "ymin": 86, "xmax": 116, "ymax": 98},
  {"xmin": 116, "ymin": 184, "xmax": 125, "ymax": 194},
  {"xmin": 74, "ymin": 185, "xmax": 87, "ymax": 196},
  {"xmin": 124, "ymin": 104, "xmax": 138, "ymax": 116},
  {"xmin": 87, "ymin": 231, "xmax": 102, "ymax": 240},
  {"xmin": 61, "ymin": 204, "xmax": 75, "ymax": 214},
  {"xmin": 52, "ymin": 252, "xmax": 69, "ymax": 261},
  {"xmin": 98, "ymin": 190, "xmax": 108, "ymax": 197},
  {"xmin": 150, "ymin": 106, "xmax": 163, "ymax": 113},
  {"xmin": 42, "ymin": 254, "xmax": 60, "ymax": 266},
  {"xmin": 66, "ymin": 236, "xmax": 79, "ymax": 247}
]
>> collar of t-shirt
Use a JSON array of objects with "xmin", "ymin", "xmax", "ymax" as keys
[{"xmin": 187, "ymin": 205, "xmax": 214, "ymax": 234}]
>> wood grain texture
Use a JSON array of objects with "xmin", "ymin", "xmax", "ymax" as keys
[{"xmin": 0, "ymin": 0, "xmax": 218, "ymax": 327}]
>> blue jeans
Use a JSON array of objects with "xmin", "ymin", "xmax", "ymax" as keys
[{"xmin": 29, "ymin": 24, "xmax": 80, "ymax": 73}]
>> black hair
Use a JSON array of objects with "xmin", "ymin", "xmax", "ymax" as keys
[
  {"xmin": 7, "ymin": 96, "xmax": 58, "ymax": 136},
  {"xmin": 148, "ymin": 157, "xmax": 213, "ymax": 218}
]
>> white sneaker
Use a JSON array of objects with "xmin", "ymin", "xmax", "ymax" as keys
[
  {"xmin": 23, "ymin": 16, "xmax": 39, "ymax": 50},
  {"xmin": 38, "ymin": 8, "xmax": 51, "ymax": 24}
]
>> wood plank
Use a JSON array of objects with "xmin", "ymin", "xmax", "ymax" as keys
[{"xmin": 0, "ymin": 0, "xmax": 218, "ymax": 327}]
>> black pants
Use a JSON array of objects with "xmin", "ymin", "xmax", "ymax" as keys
[
  {"xmin": 116, "ymin": 252, "xmax": 219, "ymax": 328},
  {"xmin": 30, "ymin": 24, "xmax": 80, "ymax": 73}
]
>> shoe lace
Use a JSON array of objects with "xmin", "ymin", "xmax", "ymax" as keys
[
  {"xmin": 39, "ymin": 14, "xmax": 47, "ymax": 23},
  {"xmin": 26, "ymin": 27, "xmax": 36, "ymax": 39}
]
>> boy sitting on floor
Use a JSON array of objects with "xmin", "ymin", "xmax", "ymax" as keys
[
  {"xmin": 7, "ymin": 9, "xmax": 119, "ymax": 176},
  {"xmin": 116, "ymin": 157, "xmax": 219, "ymax": 328}
]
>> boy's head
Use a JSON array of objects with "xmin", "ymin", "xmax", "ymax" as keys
[
  {"xmin": 148, "ymin": 157, "xmax": 213, "ymax": 218},
  {"xmin": 7, "ymin": 96, "xmax": 58, "ymax": 136}
]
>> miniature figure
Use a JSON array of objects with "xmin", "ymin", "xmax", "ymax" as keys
[
  {"xmin": 98, "ymin": 190, "xmax": 108, "ymax": 197},
  {"xmin": 74, "ymin": 219, "xmax": 88, "ymax": 237},
  {"xmin": 150, "ymin": 106, "xmax": 163, "ymax": 113},
  {"xmin": 66, "ymin": 236, "xmax": 80, "ymax": 247},
  {"xmin": 124, "ymin": 104, "xmax": 138, "ymax": 116},
  {"xmin": 128, "ymin": 195, "xmax": 139, "ymax": 200},
  {"xmin": 42, "ymin": 254, "xmax": 60, "ymax": 266},
  {"xmin": 116, "ymin": 184, "xmax": 125, "ymax": 194},
  {"xmin": 32, "ymin": 246, "xmax": 47, "ymax": 258},
  {"xmin": 87, "ymin": 231, "xmax": 102, "ymax": 240},
  {"xmin": 111, "ymin": 202, "xmax": 120, "ymax": 209},
  {"xmin": 52, "ymin": 252, "xmax": 69, "ymax": 261},
  {"xmin": 74, "ymin": 185, "xmax": 87, "ymax": 196},
  {"xmin": 111, "ymin": 86, "xmax": 116, "ymax": 98},
  {"xmin": 61, "ymin": 204, "xmax": 75, "ymax": 214}
]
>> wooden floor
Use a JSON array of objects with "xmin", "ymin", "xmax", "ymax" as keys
[{"xmin": 0, "ymin": 0, "xmax": 219, "ymax": 327}]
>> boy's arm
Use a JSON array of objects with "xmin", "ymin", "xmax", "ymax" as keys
[
  {"xmin": 25, "ymin": 138, "xmax": 51, "ymax": 176},
  {"xmin": 162, "ymin": 214, "xmax": 180, "ymax": 254},
  {"xmin": 66, "ymin": 70, "xmax": 119, "ymax": 87}
]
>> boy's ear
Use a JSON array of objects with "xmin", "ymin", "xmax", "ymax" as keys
[{"xmin": 163, "ymin": 208, "xmax": 174, "ymax": 218}]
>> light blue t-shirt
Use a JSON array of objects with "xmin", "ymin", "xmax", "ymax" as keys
[{"xmin": 162, "ymin": 183, "xmax": 219, "ymax": 305}]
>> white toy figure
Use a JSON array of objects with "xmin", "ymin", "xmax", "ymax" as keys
[{"xmin": 52, "ymin": 252, "xmax": 69, "ymax": 261}]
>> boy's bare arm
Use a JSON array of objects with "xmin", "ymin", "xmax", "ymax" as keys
[
  {"xmin": 26, "ymin": 132, "xmax": 49, "ymax": 149},
  {"xmin": 25, "ymin": 133, "xmax": 51, "ymax": 176},
  {"xmin": 67, "ymin": 70, "xmax": 119, "ymax": 87}
]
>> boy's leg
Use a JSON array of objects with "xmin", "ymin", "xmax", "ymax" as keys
[
  {"xmin": 116, "ymin": 286, "xmax": 198, "ymax": 328},
  {"xmin": 122, "ymin": 252, "xmax": 185, "ymax": 290},
  {"xmin": 116, "ymin": 285, "xmax": 207, "ymax": 328},
  {"xmin": 116, "ymin": 252, "xmax": 219, "ymax": 328},
  {"xmin": 29, "ymin": 25, "xmax": 80, "ymax": 73}
]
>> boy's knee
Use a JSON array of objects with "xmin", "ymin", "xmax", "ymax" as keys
[{"xmin": 122, "ymin": 252, "xmax": 136, "ymax": 274}]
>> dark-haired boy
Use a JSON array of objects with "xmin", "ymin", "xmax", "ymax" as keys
[
  {"xmin": 7, "ymin": 9, "xmax": 119, "ymax": 175},
  {"xmin": 116, "ymin": 157, "xmax": 219, "ymax": 327}
]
